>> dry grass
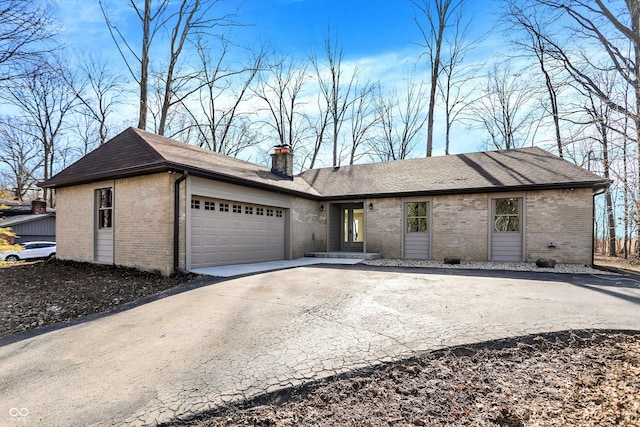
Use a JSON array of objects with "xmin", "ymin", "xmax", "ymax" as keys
[{"xmin": 595, "ymin": 254, "xmax": 640, "ymax": 274}]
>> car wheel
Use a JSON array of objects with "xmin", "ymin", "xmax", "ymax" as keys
[{"xmin": 5, "ymin": 255, "xmax": 19, "ymax": 262}]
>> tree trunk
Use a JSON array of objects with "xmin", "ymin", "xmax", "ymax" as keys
[
  {"xmin": 426, "ymin": 21, "xmax": 444, "ymax": 158},
  {"xmin": 633, "ymin": 0, "xmax": 640, "ymax": 258},
  {"xmin": 138, "ymin": 0, "xmax": 151, "ymax": 130}
]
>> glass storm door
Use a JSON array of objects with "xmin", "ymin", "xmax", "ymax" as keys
[{"xmin": 341, "ymin": 203, "xmax": 364, "ymax": 252}]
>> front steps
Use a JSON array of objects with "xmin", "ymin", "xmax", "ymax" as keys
[{"xmin": 305, "ymin": 251, "xmax": 382, "ymax": 260}]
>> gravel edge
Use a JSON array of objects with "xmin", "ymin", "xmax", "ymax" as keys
[{"xmin": 362, "ymin": 258, "xmax": 612, "ymax": 274}]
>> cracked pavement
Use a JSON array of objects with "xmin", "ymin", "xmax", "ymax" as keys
[{"xmin": 1, "ymin": 265, "xmax": 639, "ymax": 426}]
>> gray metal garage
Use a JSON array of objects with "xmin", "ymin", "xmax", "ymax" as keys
[{"xmin": 190, "ymin": 196, "xmax": 285, "ymax": 268}]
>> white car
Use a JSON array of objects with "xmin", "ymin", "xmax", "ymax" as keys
[{"xmin": 2, "ymin": 241, "xmax": 56, "ymax": 262}]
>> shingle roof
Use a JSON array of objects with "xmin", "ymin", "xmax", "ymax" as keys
[
  {"xmin": 42, "ymin": 127, "xmax": 321, "ymax": 197},
  {"xmin": 42, "ymin": 127, "xmax": 608, "ymax": 199},
  {"xmin": 0, "ymin": 213, "xmax": 55, "ymax": 228},
  {"xmin": 0, "ymin": 202, "xmax": 55, "ymax": 217},
  {"xmin": 299, "ymin": 147, "xmax": 608, "ymax": 198}
]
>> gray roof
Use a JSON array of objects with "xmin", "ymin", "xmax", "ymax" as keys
[
  {"xmin": 42, "ymin": 127, "xmax": 608, "ymax": 199},
  {"xmin": 42, "ymin": 127, "xmax": 320, "ymax": 198},
  {"xmin": 299, "ymin": 147, "xmax": 608, "ymax": 198},
  {"xmin": 0, "ymin": 213, "xmax": 55, "ymax": 227}
]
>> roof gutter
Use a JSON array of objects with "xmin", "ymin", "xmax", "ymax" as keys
[
  {"xmin": 320, "ymin": 181, "xmax": 610, "ymax": 201},
  {"xmin": 173, "ymin": 171, "xmax": 189, "ymax": 276}
]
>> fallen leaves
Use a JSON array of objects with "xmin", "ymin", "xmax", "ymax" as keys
[
  {"xmin": 0, "ymin": 259, "xmax": 195, "ymax": 338},
  {"xmin": 184, "ymin": 331, "xmax": 640, "ymax": 427}
]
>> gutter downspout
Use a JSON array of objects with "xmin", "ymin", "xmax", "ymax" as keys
[
  {"xmin": 592, "ymin": 187, "xmax": 606, "ymax": 267},
  {"xmin": 174, "ymin": 171, "xmax": 189, "ymax": 275}
]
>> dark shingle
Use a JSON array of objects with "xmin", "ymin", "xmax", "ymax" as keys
[
  {"xmin": 299, "ymin": 147, "xmax": 607, "ymax": 198},
  {"xmin": 42, "ymin": 128, "xmax": 608, "ymax": 199}
]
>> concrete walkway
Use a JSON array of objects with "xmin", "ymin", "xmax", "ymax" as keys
[
  {"xmin": 1, "ymin": 266, "xmax": 639, "ymax": 426},
  {"xmin": 190, "ymin": 256, "xmax": 362, "ymax": 277}
]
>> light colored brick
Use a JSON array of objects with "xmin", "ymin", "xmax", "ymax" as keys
[
  {"xmin": 291, "ymin": 198, "xmax": 325, "ymax": 258},
  {"xmin": 56, "ymin": 174, "xmax": 595, "ymax": 273},
  {"xmin": 55, "ymin": 174, "xmax": 175, "ymax": 276},
  {"xmin": 114, "ymin": 173, "xmax": 175, "ymax": 276},
  {"xmin": 432, "ymin": 193, "xmax": 489, "ymax": 261},
  {"xmin": 525, "ymin": 188, "xmax": 593, "ymax": 264},
  {"xmin": 365, "ymin": 197, "xmax": 403, "ymax": 257}
]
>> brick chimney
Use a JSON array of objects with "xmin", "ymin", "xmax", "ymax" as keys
[
  {"xmin": 271, "ymin": 145, "xmax": 294, "ymax": 180},
  {"xmin": 31, "ymin": 199, "xmax": 47, "ymax": 214}
]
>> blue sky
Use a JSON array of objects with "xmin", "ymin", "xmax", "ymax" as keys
[
  {"xmin": 237, "ymin": 0, "xmax": 422, "ymax": 57},
  {"xmin": 53, "ymin": 0, "xmax": 507, "ymax": 159},
  {"xmin": 57, "ymin": 0, "xmax": 501, "ymax": 64}
]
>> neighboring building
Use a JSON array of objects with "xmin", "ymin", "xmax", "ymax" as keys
[
  {"xmin": 41, "ymin": 127, "xmax": 608, "ymax": 275},
  {"xmin": 0, "ymin": 200, "xmax": 56, "ymax": 244}
]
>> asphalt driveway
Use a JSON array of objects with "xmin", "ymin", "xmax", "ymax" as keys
[{"xmin": 1, "ymin": 265, "xmax": 639, "ymax": 426}]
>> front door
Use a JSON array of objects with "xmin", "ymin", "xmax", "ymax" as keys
[{"xmin": 341, "ymin": 203, "xmax": 364, "ymax": 252}]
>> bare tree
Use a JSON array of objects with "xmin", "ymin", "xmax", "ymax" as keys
[
  {"xmin": 0, "ymin": 62, "xmax": 77, "ymax": 206},
  {"xmin": 311, "ymin": 32, "xmax": 358, "ymax": 167},
  {"xmin": 71, "ymin": 55, "xmax": 125, "ymax": 146},
  {"xmin": 413, "ymin": 0, "xmax": 467, "ymax": 157},
  {"xmin": 306, "ymin": 101, "xmax": 331, "ymax": 170},
  {"xmin": 253, "ymin": 55, "xmax": 309, "ymax": 151},
  {"xmin": 370, "ymin": 80, "xmax": 428, "ymax": 161},
  {"xmin": 348, "ymin": 81, "xmax": 379, "ymax": 164},
  {"xmin": 100, "ymin": 0, "xmax": 165, "ymax": 130},
  {"xmin": 0, "ymin": 0, "xmax": 56, "ymax": 81},
  {"xmin": 437, "ymin": 13, "xmax": 477, "ymax": 155},
  {"xmin": 583, "ymin": 85, "xmax": 617, "ymax": 256},
  {"xmin": 100, "ymin": 0, "xmax": 237, "ymax": 133},
  {"xmin": 0, "ymin": 118, "xmax": 42, "ymax": 200},
  {"xmin": 531, "ymin": 0, "xmax": 640, "ymax": 255},
  {"xmin": 470, "ymin": 63, "xmax": 542, "ymax": 150},
  {"xmin": 504, "ymin": 0, "xmax": 566, "ymax": 157},
  {"xmin": 178, "ymin": 38, "xmax": 264, "ymax": 156}
]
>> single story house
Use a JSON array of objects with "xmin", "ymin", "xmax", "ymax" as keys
[
  {"xmin": 0, "ymin": 200, "xmax": 56, "ymax": 244},
  {"xmin": 41, "ymin": 127, "xmax": 608, "ymax": 276}
]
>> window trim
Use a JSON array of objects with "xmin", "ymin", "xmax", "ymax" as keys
[
  {"xmin": 97, "ymin": 188, "xmax": 113, "ymax": 229},
  {"xmin": 405, "ymin": 201, "xmax": 429, "ymax": 234},
  {"xmin": 492, "ymin": 197, "xmax": 521, "ymax": 233}
]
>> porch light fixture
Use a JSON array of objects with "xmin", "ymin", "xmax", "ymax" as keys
[
  {"xmin": 320, "ymin": 204, "xmax": 324, "ymax": 212},
  {"xmin": 368, "ymin": 203, "xmax": 373, "ymax": 210}
]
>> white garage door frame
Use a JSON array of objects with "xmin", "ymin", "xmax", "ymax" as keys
[{"xmin": 185, "ymin": 177, "xmax": 293, "ymax": 269}]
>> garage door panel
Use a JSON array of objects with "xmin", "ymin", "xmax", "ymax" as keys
[{"xmin": 191, "ymin": 197, "xmax": 285, "ymax": 268}]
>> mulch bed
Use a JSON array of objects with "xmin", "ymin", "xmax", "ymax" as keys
[
  {"xmin": 177, "ymin": 331, "xmax": 640, "ymax": 427},
  {"xmin": 0, "ymin": 259, "xmax": 195, "ymax": 338}
]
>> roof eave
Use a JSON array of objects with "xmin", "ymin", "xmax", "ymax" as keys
[
  {"xmin": 40, "ymin": 161, "xmax": 323, "ymax": 200},
  {"xmin": 174, "ymin": 163, "xmax": 322, "ymax": 200},
  {"xmin": 40, "ymin": 158, "xmax": 609, "ymax": 202},
  {"xmin": 39, "ymin": 163, "xmax": 170, "ymax": 188},
  {"xmin": 318, "ymin": 180, "xmax": 610, "ymax": 201}
]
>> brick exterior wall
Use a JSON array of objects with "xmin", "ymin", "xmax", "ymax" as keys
[
  {"xmin": 114, "ymin": 173, "xmax": 175, "ymax": 275},
  {"xmin": 365, "ymin": 197, "xmax": 403, "ymax": 257},
  {"xmin": 432, "ymin": 193, "xmax": 489, "ymax": 261},
  {"xmin": 291, "ymin": 197, "xmax": 326, "ymax": 258},
  {"xmin": 55, "ymin": 173, "xmax": 176, "ymax": 276},
  {"xmin": 55, "ymin": 173, "xmax": 594, "ymax": 273},
  {"xmin": 55, "ymin": 183, "xmax": 99, "ymax": 263},
  {"xmin": 358, "ymin": 189, "xmax": 593, "ymax": 264},
  {"xmin": 525, "ymin": 188, "xmax": 593, "ymax": 264}
]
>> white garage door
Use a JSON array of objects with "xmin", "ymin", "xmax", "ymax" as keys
[{"xmin": 190, "ymin": 197, "xmax": 285, "ymax": 268}]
